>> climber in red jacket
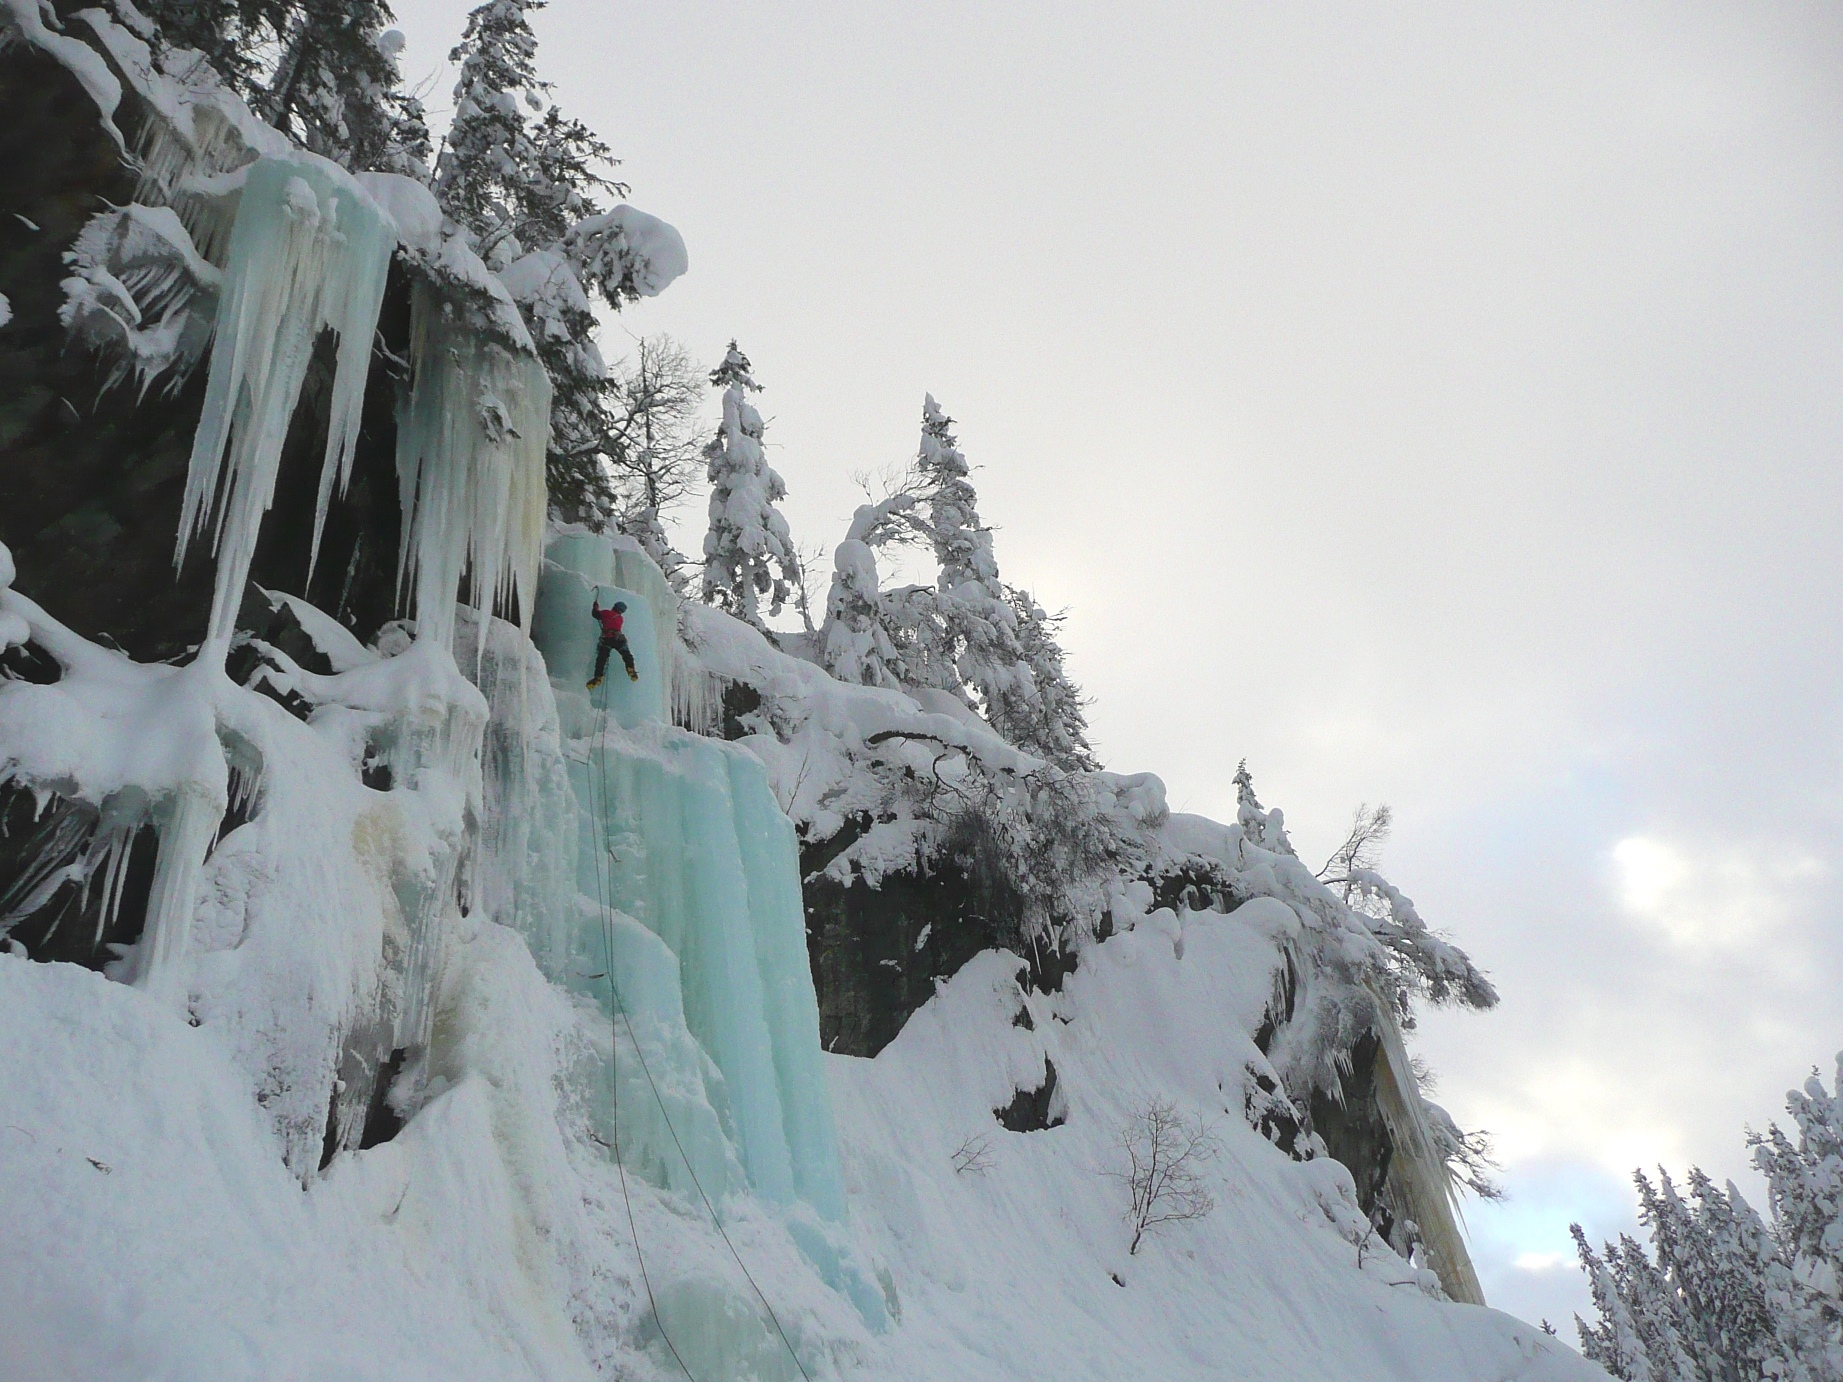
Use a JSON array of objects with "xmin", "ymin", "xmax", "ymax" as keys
[{"xmin": 587, "ymin": 597, "xmax": 638, "ymax": 688}]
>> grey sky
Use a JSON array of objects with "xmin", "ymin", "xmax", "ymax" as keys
[{"xmin": 394, "ymin": 0, "xmax": 1843, "ymax": 1329}]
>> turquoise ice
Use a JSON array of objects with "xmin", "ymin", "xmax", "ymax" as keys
[{"xmin": 527, "ymin": 533, "xmax": 886, "ymax": 1333}]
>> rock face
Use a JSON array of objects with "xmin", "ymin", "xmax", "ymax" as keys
[
  {"xmin": 803, "ymin": 852, "xmax": 1021, "ymax": 1057},
  {"xmin": 0, "ymin": 42, "xmax": 212, "ymax": 663},
  {"xmin": 799, "ymin": 823, "xmax": 1090, "ymax": 1057},
  {"xmin": 0, "ymin": 44, "xmax": 410, "ymax": 664}
]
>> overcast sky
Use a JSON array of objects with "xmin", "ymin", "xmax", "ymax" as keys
[{"xmin": 394, "ymin": 0, "xmax": 1843, "ymax": 1330}]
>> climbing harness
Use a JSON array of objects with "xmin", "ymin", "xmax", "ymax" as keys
[{"xmin": 582, "ymin": 673, "xmax": 816, "ymax": 1382}]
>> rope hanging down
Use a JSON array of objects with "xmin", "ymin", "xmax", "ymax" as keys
[
  {"xmin": 583, "ymin": 669, "xmax": 816, "ymax": 1382},
  {"xmin": 581, "ymin": 677, "xmax": 699, "ymax": 1382}
]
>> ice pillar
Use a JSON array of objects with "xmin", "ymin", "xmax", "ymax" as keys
[
  {"xmin": 395, "ymin": 282, "xmax": 551, "ymax": 653},
  {"xmin": 532, "ymin": 535, "xmax": 852, "ymax": 1218}
]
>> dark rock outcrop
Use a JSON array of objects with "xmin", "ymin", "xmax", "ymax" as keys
[
  {"xmin": 995, "ymin": 1056, "xmax": 1066, "ymax": 1133},
  {"xmin": 0, "ymin": 42, "xmax": 412, "ymax": 663}
]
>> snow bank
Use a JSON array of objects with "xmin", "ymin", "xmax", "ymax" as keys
[
  {"xmin": 829, "ymin": 909, "xmax": 1601, "ymax": 1381},
  {"xmin": 0, "ymin": 955, "xmax": 593, "ymax": 1382}
]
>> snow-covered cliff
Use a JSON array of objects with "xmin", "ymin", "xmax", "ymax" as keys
[{"xmin": 0, "ymin": 9, "xmax": 1609, "ymax": 1379}]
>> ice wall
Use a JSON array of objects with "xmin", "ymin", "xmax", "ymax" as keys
[{"xmin": 528, "ymin": 533, "xmax": 883, "ymax": 1326}]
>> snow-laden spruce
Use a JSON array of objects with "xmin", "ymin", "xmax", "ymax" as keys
[
  {"xmin": 701, "ymin": 342, "xmax": 804, "ymax": 630},
  {"xmin": 816, "ymin": 396, "xmax": 1094, "ymax": 766},
  {"xmin": 1574, "ymin": 1057, "xmax": 1843, "ymax": 1381},
  {"xmin": 437, "ymin": 0, "xmax": 687, "ymax": 523}
]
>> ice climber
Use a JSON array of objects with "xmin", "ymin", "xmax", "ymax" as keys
[{"xmin": 587, "ymin": 596, "xmax": 638, "ymax": 688}]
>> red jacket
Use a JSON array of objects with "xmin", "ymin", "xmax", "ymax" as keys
[{"xmin": 592, "ymin": 604, "xmax": 625, "ymax": 637}]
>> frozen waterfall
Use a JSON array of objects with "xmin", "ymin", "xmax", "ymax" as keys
[{"xmin": 526, "ymin": 533, "xmax": 888, "ymax": 1331}]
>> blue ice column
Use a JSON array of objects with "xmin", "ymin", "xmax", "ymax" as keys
[{"xmin": 533, "ymin": 535, "xmax": 883, "ymax": 1327}]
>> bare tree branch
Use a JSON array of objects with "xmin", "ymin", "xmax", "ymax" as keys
[
  {"xmin": 1103, "ymin": 1099, "xmax": 1223, "ymax": 1254},
  {"xmin": 1317, "ymin": 802, "xmax": 1394, "ymax": 888}
]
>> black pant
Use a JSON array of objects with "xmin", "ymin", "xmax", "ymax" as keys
[{"xmin": 594, "ymin": 632, "xmax": 635, "ymax": 680}]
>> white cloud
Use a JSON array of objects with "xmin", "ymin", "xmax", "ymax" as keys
[
  {"xmin": 1512, "ymin": 1251, "xmax": 1573, "ymax": 1273},
  {"xmin": 1611, "ymin": 834, "xmax": 1826, "ymax": 953}
]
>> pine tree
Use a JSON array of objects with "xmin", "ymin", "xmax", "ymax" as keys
[
  {"xmin": 820, "ymin": 527, "xmax": 903, "ymax": 689},
  {"xmin": 1614, "ymin": 1234, "xmax": 1703, "ymax": 1380},
  {"xmin": 1574, "ymin": 1225, "xmax": 1662, "ymax": 1382},
  {"xmin": 1233, "ymin": 761, "xmax": 1298, "ymax": 857},
  {"xmin": 436, "ymin": 0, "xmax": 637, "ymax": 521},
  {"xmin": 136, "ymin": 0, "xmax": 430, "ymax": 174},
  {"xmin": 911, "ymin": 395, "xmax": 1032, "ymax": 715},
  {"xmin": 437, "ymin": 0, "xmax": 622, "ymax": 257},
  {"xmin": 700, "ymin": 344, "xmax": 800, "ymax": 630},
  {"xmin": 1751, "ymin": 1058, "xmax": 1843, "ymax": 1292},
  {"xmin": 994, "ymin": 586, "xmax": 1097, "ymax": 769},
  {"xmin": 1574, "ymin": 1147, "xmax": 1835, "ymax": 1382},
  {"xmin": 1750, "ymin": 1058, "xmax": 1843, "ymax": 1377}
]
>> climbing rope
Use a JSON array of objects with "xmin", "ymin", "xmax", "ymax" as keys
[
  {"xmin": 582, "ymin": 676, "xmax": 699, "ymax": 1382},
  {"xmin": 584, "ymin": 666, "xmax": 816, "ymax": 1382}
]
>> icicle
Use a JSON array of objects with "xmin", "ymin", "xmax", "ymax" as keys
[
  {"xmin": 60, "ymin": 204, "xmax": 222, "ymax": 396},
  {"xmin": 176, "ymin": 157, "xmax": 394, "ymax": 661},
  {"xmin": 395, "ymin": 282, "xmax": 550, "ymax": 652},
  {"xmin": 129, "ymin": 781, "xmax": 222, "ymax": 1002}
]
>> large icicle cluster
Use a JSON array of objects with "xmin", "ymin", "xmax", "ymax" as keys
[
  {"xmin": 395, "ymin": 282, "xmax": 552, "ymax": 652},
  {"xmin": 177, "ymin": 156, "xmax": 395, "ymax": 656}
]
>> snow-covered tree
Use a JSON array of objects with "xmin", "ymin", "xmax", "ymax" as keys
[
  {"xmin": 437, "ymin": 0, "xmax": 622, "ymax": 257},
  {"xmin": 1572, "ymin": 1111, "xmax": 1843, "ymax": 1382},
  {"xmin": 1234, "ymin": 760, "xmax": 1298, "ymax": 857},
  {"xmin": 912, "ymin": 395, "xmax": 1024, "ymax": 704},
  {"xmin": 1750, "ymin": 1057, "xmax": 1843, "ymax": 1309},
  {"xmin": 137, "ymin": 0, "xmax": 430, "ymax": 174},
  {"xmin": 817, "ymin": 468, "xmax": 941, "ymax": 690},
  {"xmin": 437, "ymin": 0, "xmax": 614, "ymax": 517},
  {"xmin": 1573, "ymin": 1226, "xmax": 1663, "ymax": 1382},
  {"xmin": 820, "ymin": 509, "xmax": 908, "ymax": 690},
  {"xmin": 994, "ymin": 586, "xmax": 1096, "ymax": 769},
  {"xmin": 701, "ymin": 344, "xmax": 801, "ymax": 630},
  {"xmin": 903, "ymin": 393, "xmax": 1102, "ymax": 765},
  {"xmin": 436, "ymin": 0, "xmax": 683, "ymax": 524},
  {"xmin": 811, "ymin": 399, "xmax": 1095, "ymax": 763}
]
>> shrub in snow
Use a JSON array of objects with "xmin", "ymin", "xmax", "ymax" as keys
[
  {"xmin": 1574, "ymin": 1057, "xmax": 1843, "ymax": 1381},
  {"xmin": 945, "ymin": 765, "xmax": 1149, "ymax": 941},
  {"xmin": 700, "ymin": 343, "xmax": 803, "ymax": 631},
  {"xmin": 1106, "ymin": 1098, "xmax": 1223, "ymax": 1256},
  {"xmin": 952, "ymin": 1132, "xmax": 995, "ymax": 1177}
]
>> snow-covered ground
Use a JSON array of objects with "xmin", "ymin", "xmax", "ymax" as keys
[{"xmin": 0, "ymin": 897, "xmax": 1603, "ymax": 1380}]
